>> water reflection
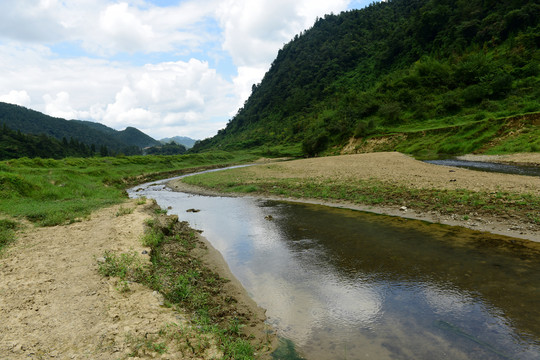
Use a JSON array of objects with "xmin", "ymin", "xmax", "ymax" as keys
[{"xmin": 129, "ymin": 182, "xmax": 540, "ymax": 360}]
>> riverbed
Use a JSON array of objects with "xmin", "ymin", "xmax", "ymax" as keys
[{"xmin": 129, "ymin": 171, "xmax": 540, "ymax": 360}]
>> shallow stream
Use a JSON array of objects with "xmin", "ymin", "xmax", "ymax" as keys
[
  {"xmin": 424, "ymin": 159, "xmax": 540, "ymax": 177},
  {"xmin": 129, "ymin": 172, "xmax": 540, "ymax": 360}
]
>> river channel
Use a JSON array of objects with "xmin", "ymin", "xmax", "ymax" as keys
[{"xmin": 128, "ymin": 170, "xmax": 540, "ymax": 360}]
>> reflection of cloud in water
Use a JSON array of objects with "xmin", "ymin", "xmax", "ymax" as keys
[
  {"xmin": 233, "ymin": 207, "xmax": 383, "ymax": 345},
  {"xmin": 422, "ymin": 285, "xmax": 476, "ymax": 315},
  {"xmin": 246, "ymin": 271, "xmax": 382, "ymax": 346}
]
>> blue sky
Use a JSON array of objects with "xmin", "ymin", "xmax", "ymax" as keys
[{"xmin": 0, "ymin": 0, "xmax": 377, "ymax": 140}]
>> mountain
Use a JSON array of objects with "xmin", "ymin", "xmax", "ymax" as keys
[
  {"xmin": 0, "ymin": 102, "xmax": 160, "ymax": 154},
  {"xmin": 0, "ymin": 123, "xmax": 94, "ymax": 160},
  {"xmin": 159, "ymin": 136, "xmax": 198, "ymax": 149},
  {"xmin": 192, "ymin": 0, "xmax": 540, "ymax": 157}
]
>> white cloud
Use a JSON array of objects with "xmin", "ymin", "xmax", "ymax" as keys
[
  {"xmin": 0, "ymin": 90, "xmax": 31, "ymax": 107},
  {"xmin": 43, "ymin": 91, "xmax": 79, "ymax": 119},
  {"xmin": 216, "ymin": 0, "xmax": 350, "ymax": 106},
  {"xmin": 0, "ymin": 0, "xmax": 363, "ymax": 139},
  {"xmin": 98, "ymin": 3, "xmax": 155, "ymax": 53},
  {"xmin": 100, "ymin": 59, "xmax": 235, "ymax": 139}
]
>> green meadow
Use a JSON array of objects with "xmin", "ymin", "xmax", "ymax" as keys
[{"xmin": 0, "ymin": 152, "xmax": 257, "ymax": 252}]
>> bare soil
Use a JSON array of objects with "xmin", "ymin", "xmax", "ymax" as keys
[{"xmin": 0, "ymin": 199, "xmax": 271, "ymax": 359}]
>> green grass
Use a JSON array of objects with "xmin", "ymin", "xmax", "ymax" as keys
[
  {"xmin": 358, "ymin": 112, "xmax": 540, "ymax": 159},
  {"xmin": 0, "ymin": 151, "xmax": 257, "ymax": 230},
  {"xmin": 0, "ymin": 219, "xmax": 18, "ymax": 253}
]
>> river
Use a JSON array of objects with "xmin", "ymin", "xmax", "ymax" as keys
[{"xmin": 128, "ymin": 169, "xmax": 540, "ymax": 360}]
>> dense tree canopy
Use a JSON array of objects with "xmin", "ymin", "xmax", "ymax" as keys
[
  {"xmin": 193, "ymin": 0, "xmax": 540, "ymax": 156},
  {"xmin": 0, "ymin": 123, "xmax": 100, "ymax": 160}
]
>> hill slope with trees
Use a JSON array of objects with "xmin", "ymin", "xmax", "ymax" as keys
[
  {"xmin": 0, "ymin": 102, "xmax": 160, "ymax": 156},
  {"xmin": 192, "ymin": 0, "xmax": 540, "ymax": 157}
]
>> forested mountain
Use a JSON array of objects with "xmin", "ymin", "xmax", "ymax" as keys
[
  {"xmin": 193, "ymin": 0, "xmax": 540, "ymax": 156},
  {"xmin": 0, "ymin": 123, "xmax": 97, "ymax": 160},
  {"xmin": 0, "ymin": 102, "xmax": 160, "ymax": 155}
]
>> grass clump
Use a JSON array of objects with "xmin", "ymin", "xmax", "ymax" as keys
[
  {"xmin": 97, "ymin": 209, "xmax": 270, "ymax": 359},
  {"xmin": 97, "ymin": 251, "xmax": 147, "ymax": 284},
  {"xmin": 115, "ymin": 206, "xmax": 134, "ymax": 217},
  {"xmin": 0, "ymin": 219, "xmax": 18, "ymax": 253}
]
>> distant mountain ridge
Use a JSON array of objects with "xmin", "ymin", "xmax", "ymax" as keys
[
  {"xmin": 0, "ymin": 102, "xmax": 160, "ymax": 154},
  {"xmin": 159, "ymin": 136, "xmax": 198, "ymax": 149}
]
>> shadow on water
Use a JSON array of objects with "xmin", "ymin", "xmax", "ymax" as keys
[{"xmin": 129, "ymin": 177, "xmax": 540, "ymax": 360}]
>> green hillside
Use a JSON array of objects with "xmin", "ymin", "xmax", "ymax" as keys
[
  {"xmin": 193, "ymin": 0, "xmax": 540, "ymax": 157},
  {"xmin": 0, "ymin": 123, "xmax": 95, "ymax": 160},
  {"xmin": 0, "ymin": 102, "xmax": 160, "ymax": 155}
]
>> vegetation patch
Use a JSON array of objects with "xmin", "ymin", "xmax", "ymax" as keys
[
  {"xmin": 0, "ymin": 218, "xmax": 18, "ymax": 253},
  {"xmin": 97, "ymin": 207, "xmax": 274, "ymax": 359},
  {"xmin": 0, "ymin": 152, "xmax": 256, "ymax": 231}
]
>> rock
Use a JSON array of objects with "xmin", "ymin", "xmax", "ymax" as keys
[
  {"xmin": 141, "ymin": 250, "xmax": 148, "ymax": 255},
  {"xmin": 399, "ymin": 206, "xmax": 407, "ymax": 212},
  {"xmin": 264, "ymin": 215, "xmax": 274, "ymax": 220},
  {"xmin": 96, "ymin": 257, "xmax": 107, "ymax": 263}
]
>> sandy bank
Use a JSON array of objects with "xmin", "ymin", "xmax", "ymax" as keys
[
  {"xmin": 168, "ymin": 152, "xmax": 539, "ymax": 243},
  {"xmin": 0, "ymin": 199, "xmax": 273, "ymax": 359}
]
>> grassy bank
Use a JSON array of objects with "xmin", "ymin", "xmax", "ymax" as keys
[
  {"xmin": 0, "ymin": 151, "xmax": 257, "ymax": 252},
  {"xmin": 98, "ymin": 204, "xmax": 273, "ymax": 359},
  {"xmin": 181, "ymin": 165, "xmax": 540, "ymax": 227},
  {"xmin": 342, "ymin": 112, "xmax": 540, "ymax": 158}
]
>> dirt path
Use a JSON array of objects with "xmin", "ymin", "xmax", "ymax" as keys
[{"xmin": 0, "ymin": 200, "xmax": 192, "ymax": 359}]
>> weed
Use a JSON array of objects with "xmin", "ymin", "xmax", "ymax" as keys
[
  {"xmin": 115, "ymin": 206, "xmax": 134, "ymax": 217},
  {"xmin": 124, "ymin": 333, "xmax": 169, "ymax": 358},
  {"xmin": 141, "ymin": 229, "xmax": 165, "ymax": 247},
  {"xmin": 97, "ymin": 251, "xmax": 146, "ymax": 283},
  {"xmin": 0, "ymin": 219, "xmax": 18, "ymax": 252}
]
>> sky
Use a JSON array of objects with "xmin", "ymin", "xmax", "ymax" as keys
[{"xmin": 0, "ymin": 0, "xmax": 376, "ymax": 140}]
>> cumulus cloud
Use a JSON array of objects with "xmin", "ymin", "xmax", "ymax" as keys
[
  {"xmin": 0, "ymin": 0, "xmax": 369, "ymax": 139},
  {"xmin": 0, "ymin": 90, "xmax": 31, "ymax": 107},
  {"xmin": 216, "ymin": 0, "xmax": 350, "ymax": 106},
  {"xmin": 101, "ymin": 59, "xmax": 235, "ymax": 139}
]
